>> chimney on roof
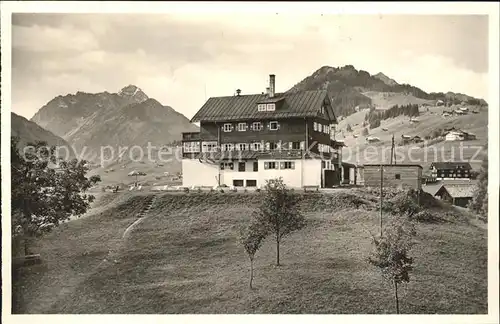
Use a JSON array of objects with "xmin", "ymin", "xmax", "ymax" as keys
[
  {"xmin": 269, "ymin": 74, "xmax": 275, "ymax": 98},
  {"xmin": 236, "ymin": 89, "xmax": 241, "ymax": 96}
]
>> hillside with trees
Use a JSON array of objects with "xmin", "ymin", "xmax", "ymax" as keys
[{"xmin": 288, "ymin": 65, "xmax": 487, "ymax": 118}]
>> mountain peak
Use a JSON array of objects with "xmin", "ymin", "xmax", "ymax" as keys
[
  {"xmin": 373, "ymin": 72, "xmax": 399, "ymax": 86},
  {"xmin": 118, "ymin": 85, "xmax": 149, "ymax": 103}
]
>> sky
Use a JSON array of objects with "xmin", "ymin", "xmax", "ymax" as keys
[{"xmin": 11, "ymin": 13, "xmax": 489, "ymax": 120}]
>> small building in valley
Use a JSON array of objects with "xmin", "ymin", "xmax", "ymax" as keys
[
  {"xmin": 430, "ymin": 162, "xmax": 472, "ymax": 180},
  {"xmin": 361, "ymin": 164, "xmax": 423, "ymax": 190},
  {"xmin": 434, "ymin": 184, "xmax": 475, "ymax": 208},
  {"xmin": 444, "ymin": 129, "xmax": 476, "ymax": 141}
]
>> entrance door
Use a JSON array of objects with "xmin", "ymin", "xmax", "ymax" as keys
[{"xmin": 324, "ymin": 170, "xmax": 340, "ymax": 187}]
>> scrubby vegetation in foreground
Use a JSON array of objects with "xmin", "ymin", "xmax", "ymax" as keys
[{"xmin": 12, "ymin": 188, "xmax": 487, "ymax": 314}]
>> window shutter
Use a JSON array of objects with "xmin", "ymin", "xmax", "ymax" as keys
[
  {"xmin": 277, "ymin": 123, "xmax": 281, "ymax": 130},
  {"xmin": 264, "ymin": 162, "xmax": 269, "ymax": 169},
  {"xmin": 300, "ymin": 141, "xmax": 305, "ymax": 150},
  {"xmin": 220, "ymin": 163, "xmax": 224, "ymax": 170},
  {"xmin": 291, "ymin": 162, "xmax": 295, "ymax": 169},
  {"xmin": 265, "ymin": 142, "xmax": 270, "ymax": 150},
  {"xmin": 229, "ymin": 163, "xmax": 234, "ymax": 170},
  {"xmin": 280, "ymin": 162, "xmax": 285, "ymax": 169}
]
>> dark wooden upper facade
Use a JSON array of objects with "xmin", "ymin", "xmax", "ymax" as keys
[{"xmin": 430, "ymin": 162, "xmax": 472, "ymax": 179}]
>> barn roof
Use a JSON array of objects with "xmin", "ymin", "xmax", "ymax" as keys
[
  {"xmin": 435, "ymin": 184, "xmax": 475, "ymax": 198},
  {"xmin": 431, "ymin": 162, "xmax": 472, "ymax": 170},
  {"xmin": 190, "ymin": 90, "xmax": 336, "ymax": 123}
]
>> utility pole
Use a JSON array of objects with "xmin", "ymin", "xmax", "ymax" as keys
[
  {"xmin": 380, "ymin": 163, "xmax": 384, "ymax": 237},
  {"xmin": 390, "ymin": 134, "xmax": 394, "ymax": 165}
]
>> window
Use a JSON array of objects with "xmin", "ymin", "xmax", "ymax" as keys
[
  {"xmin": 269, "ymin": 142, "xmax": 278, "ymax": 150},
  {"xmin": 280, "ymin": 161, "xmax": 295, "ymax": 169},
  {"xmin": 223, "ymin": 123, "xmax": 233, "ymax": 132},
  {"xmin": 246, "ymin": 180, "xmax": 257, "ymax": 187},
  {"xmin": 238, "ymin": 162, "xmax": 246, "ymax": 172},
  {"xmin": 395, "ymin": 174, "xmax": 401, "ymax": 180},
  {"xmin": 266, "ymin": 103, "xmax": 275, "ymax": 111},
  {"xmin": 252, "ymin": 142, "xmax": 262, "ymax": 151},
  {"xmin": 252, "ymin": 122, "xmax": 263, "ymax": 131},
  {"xmin": 257, "ymin": 104, "xmax": 266, "ymax": 112},
  {"xmin": 236, "ymin": 143, "xmax": 248, "ymax": 151},
  {"xmin": 183, "ymin": 142, "xmax": 200, "ymax": 153},
  {"xmin": 313, "ymin": 122, "xmax": 318, "ymax": 131},
  {"xmin": 292, "ymin": 142, "xmax": 301, "ymax": 150},
  {"xmin": 253, "ymin": 161, "xmax": 258, "ymax": 171},
  {"xmin": 320, "ymin": 106, "xmax": 325, "ymax": 115},
  {"xmin": 237, "ymin": 123, "xmax": 247, "ymax": 132},
  {"xmin": 233, "ymin": 179, "xmax": 244, "ymax": 187},
  {"xmin": 220, "ymin": 162, "xmax": 234, "ymax": 170},
  {"xmin": 321, "ymin": 161, "xmax": 326, "ymax": 168},
  {"xmin": 264, "ymin": 162, "xmax": 278, "ymax": 169},
  {"xmin": 318, "ymin": 124, "xmax": 323, "ymax": 133},
  {"xmin": 202, "ymin": 141, "xmax": 218, "ymax": 152},
  {"xmin": 222, "ymin": 143, "xmax": 234, "ymax": 151},
  {"xmin": 269, "ymin": 121, "xmax": 279, "ymax": 130}
]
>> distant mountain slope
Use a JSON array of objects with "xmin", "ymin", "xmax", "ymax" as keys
[
  {"xmin": 335, "ymin": 104, "xmax": 488, "ymax": 171},
  {"xmin": 288, "ymin": 65, "xmax": 487, "ymax": 117},
  {"xmin": 11, "ymin": 112, "xmax": 75, "ymax": 158},
  {"xmin": 30, "ymin": 85, "xmax": 199, "ymax": 162},
  {"xmin": 31, "ymin": 85, "xmax": 147, "ymax": 138}
]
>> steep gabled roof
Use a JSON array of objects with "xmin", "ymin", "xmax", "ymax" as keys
[
  {"xmin": 435, "ymin": 184, "xmax": 475, "ymax": 198},
  {"xmin": 191, "ymin": 90, "xmax": 336, "ymax": 123},
  {"xmin": 431, "ymin": 162, "xmax": 472, "ymax": 170}
]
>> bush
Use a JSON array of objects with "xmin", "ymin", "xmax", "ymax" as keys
[
  {"xmin": 412, "ymin": 210, "xmax": 441, "ymax": 223},
  {"xmin": 384, "ymin": 189, "xmax": 421, "ymax": 217},
  {"xmin": 255, "ymin": 188, "xmax": 261, "ymax": 193},
  {"xmin": 183, "ymin": 187, "xmax": 190, "ymax": 193}
]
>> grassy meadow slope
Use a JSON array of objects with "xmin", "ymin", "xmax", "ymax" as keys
[
  {"xmin": 86, "ymin": 147, "xmax": 183, "ymax": 188},
  {"xmin": 361, "ymin": 91, "xmax": 435, "ymax": 109},
  {"xmin": 337, "ymin": 104, "xmax": 488, "ymax": 171},
  {"xmin": 13, "ymin": 191, "xmax": 487, "ymax": 314}
]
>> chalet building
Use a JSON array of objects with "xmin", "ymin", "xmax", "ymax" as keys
[
  {"xmin": 181, "ymin": 74, "xmax": 345, "ymax": 189},
  {"xmin": 430, "ymin": 162, "xmax": 472, "ymax": 180},
  {"xmin": 445, "ymin": 130, "xmax": 476, "ymax": 141},
  {"xmin": 434, "ymin": 184, "xmax": 475, "ymax": 208},
  {"xmin": 361, "ymin": 164, "xmax": 423, "ymax": 190}
]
